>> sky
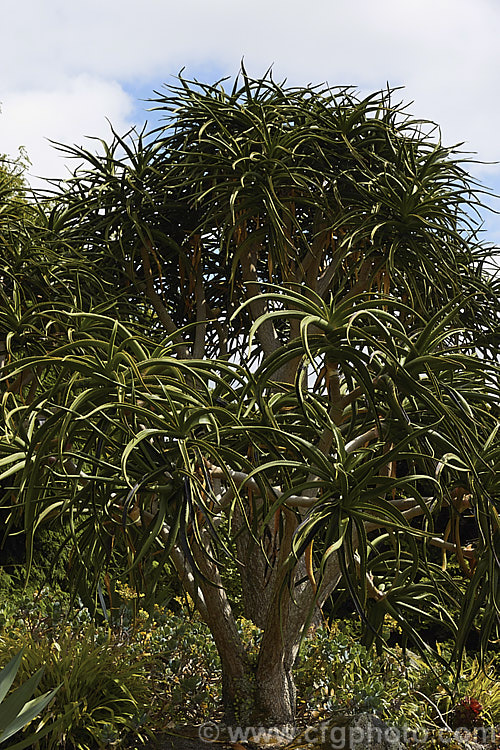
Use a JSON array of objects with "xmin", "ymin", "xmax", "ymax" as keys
[{"xmin": 1, "ymin": 0, "xmax": 500, "ymax": 244}]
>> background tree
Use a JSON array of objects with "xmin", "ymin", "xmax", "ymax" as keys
[{"xmin": 0, "ymin": 72, "xmax": 499, "ymax": 728}]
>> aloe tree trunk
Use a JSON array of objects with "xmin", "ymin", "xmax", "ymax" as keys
[
  {"xmin": 224, "ymin": 650, "xmax": 297, "ymax": 729},
  {"xmin": 213, "ymin": 597, "xmax": 300, "ymax": 728},
  {"xmin": 191, "ymin": 505, "xmax": 340, "ymax": 728}
]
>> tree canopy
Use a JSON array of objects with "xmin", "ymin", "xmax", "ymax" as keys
[{"xmin": 0, "ymin": 71, "xmax": 499, "ymax": 727}]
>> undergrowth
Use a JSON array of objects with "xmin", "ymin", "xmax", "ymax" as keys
[{"xmin": 0, "ymin": 586, "xmax": 498, "ymax": 748}]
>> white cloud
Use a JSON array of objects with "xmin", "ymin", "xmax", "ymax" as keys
[
  {"xmin": 0, "ymin": 75, "xmax": 134, "ymax": 186},
  {"xmin": 1, "ymin": 0, "xmax": 499, "ymax": 210}
]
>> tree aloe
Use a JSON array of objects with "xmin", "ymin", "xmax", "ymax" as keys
[{"xmin": 0, "ymin": 71, "xmax": 498, "ymax": 727}]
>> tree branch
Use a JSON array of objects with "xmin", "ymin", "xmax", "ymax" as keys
[
  {"xmin": 192, "ymin": 240, "xmax": 208, "ymax": 359},
  {"xmin": 117, "ymin": 505, "xmax": 210, "ymax": 620},
  {"xmin": 140, "ymin": 244, "xmax": 189, "ymax": 358},
  {"xmin": 345, "ymin": 426, "xmax": 379, "ymax": 453},
  {"xmin": 240, "ymin": 244, "xmax": 281, "ymax": 358},
  {"xmin": 317, "ymin": 253, "xmax": 343, "ymax": 299}
]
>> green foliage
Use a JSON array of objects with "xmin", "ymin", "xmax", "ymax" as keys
[
  {"xmin": 0, "ymin": 649, "xmax": 59, "ymax": 749},
  {"xmin": 0, "ymin": 526, "xmax": 72, "ymax": 596},
  {"xmin": 0, "ymin": 586, "xmax": 69, "ymax": 635},
  {"xmin": 458, "ymin": 663, "xmax": 500, "ymax": 725},
  {"xmin": 0, "ymin": 568, "xmax": 12, "ymax": 595},
  {"xmin": 0, "ymin": 151, "xmax": 29, "ymax": 207},
  {"xmin": 138, "ymin": 606, "xmax": 222, "ymax": 723},
  {"xmin": 1, "ymin": 584, "xmax": 500, "ymax": 741},
  {"xmin": 295, "ymin": 622, "xmax": 431, "ymax": 729},
  {"xmin": 418, "ymin": 652, "xmax": 500, "ymax": 729},
  {"xmin": 0, "ymin": 616, "xmax": 153, "ymax": 749},
  {"xmin": 104, "ymin": 588, "xmax": 221, "ymax": 723},
  {"xmin": 0, "ymin": 70, "xmax": 499, "ymax": 725},
  {"xmin": 103, "ymin": 556, "xmax": 180, "ymax": 625},
  {"xmin": 0, "ymin": 587, "xmax": 221, "ymax": 741}
]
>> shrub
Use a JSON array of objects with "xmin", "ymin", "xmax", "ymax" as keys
[
  {"xmin": 294, "ymin": 622, "xmax": 432, "ymax": 729},
  {"xmin": 131, "ymin": 604, "xmax": 222, "ymax": 725},
  {"xmin": 1, "ymin": 584, "xmax": 499, "ymax": 743},
  {"xmin": 0, "ymin": 623, "xmax": 153, "ymax": 749},
  {"xmin": 418, "ymin": 651, "xmax": 500, "ymax": 729},
  {"xmin": 0, "ymin": 588, "xmax": 223, "ymax": 738},
  {"xmin": 456, "ymin": 660, "xmax": 500, "ymax": 726}
]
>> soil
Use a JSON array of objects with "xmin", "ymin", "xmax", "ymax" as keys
[
  {"xmin": 129, "ymin": 725, "xmax": 280, "ymax": 750},
  {"xmin": 127, "ymin": 726, "xmax": 241, "ymax": 750},
  {"xmin": 132, "ymin": 722, "xmax": 500, "ymax": 750},
  {"xmin": 143, "ymin": 730, "xmax": 230, "ymax": 750}
]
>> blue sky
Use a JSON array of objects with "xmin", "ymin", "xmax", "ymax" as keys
[{"xmin": 1, "ymin": 0, "xmax": 500, "ymax": 244}]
